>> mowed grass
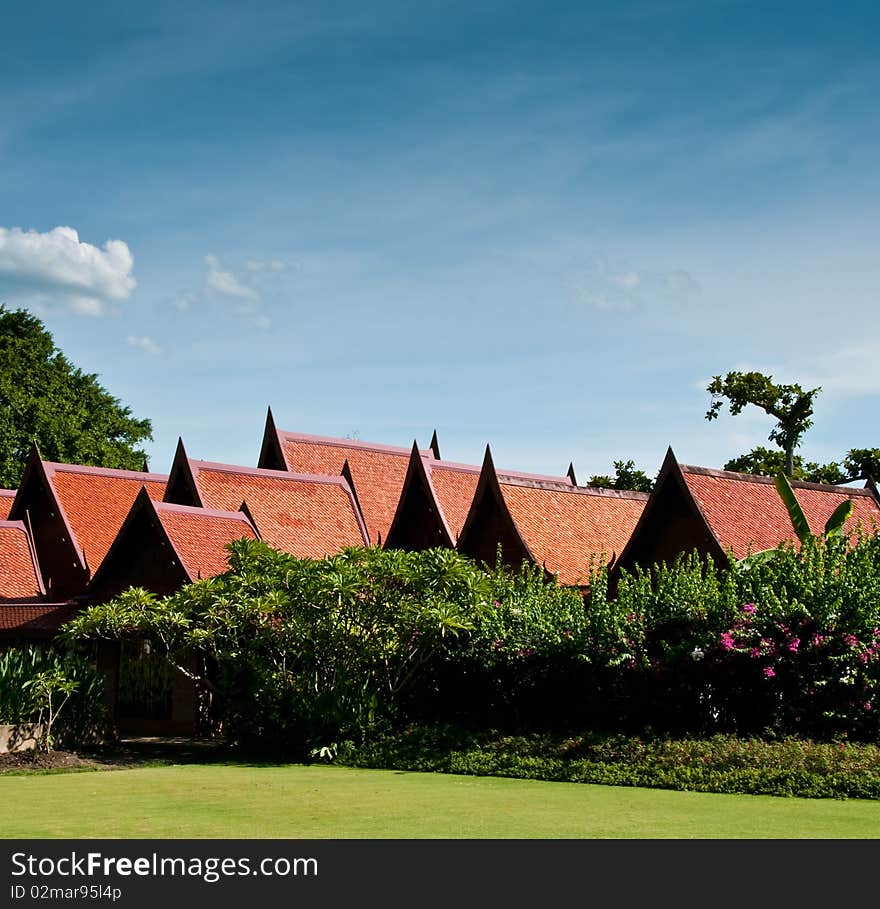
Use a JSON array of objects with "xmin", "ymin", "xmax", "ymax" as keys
[{"xmin": 3, "ymin": 764, "xmax": 880, "ymax": 838}]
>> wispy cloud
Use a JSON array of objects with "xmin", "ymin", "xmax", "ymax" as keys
[
  {"xmin": 127, "ymin": 335, "xmax": 162, "ymax": 355},
  {"xmin": 205, "ymin": 254, "xmax": 258, "ymax": 301},
  {"xmin": 569, "ymin": 257, "xmax": 700, "ymax": 313},
  {"xmin": 0, "ymin": 225, "xmax": 135, "ymax": 316}
]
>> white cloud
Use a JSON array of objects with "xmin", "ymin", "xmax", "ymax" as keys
[
  {"xmin": 570, "ymin": 257, "xmax": 700, "ymax": 313},
  {"xmin": 0, "ymin": 225, "xmax": 135, "ymax": 316},
  {"xmin": 205, "ymin": 254, "xmax": 258, "ymax": 301},
  {"xmin": 127, "ymin": 335, "xmax": 162, "ymax": 355}
]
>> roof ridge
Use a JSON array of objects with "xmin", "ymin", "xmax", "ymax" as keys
[
  {"xmin": 278, "ymin": 430, "xmax": 434, "ymax": 458},
  {"xmin": 427, "ymin": 456, "xmax": 573, "ymax": 485},
  {"xmin": 191, "ymin": 459, "xmax": 351, "ymax": 487},
  {"xmin": 43, "ymin": 462, "xmax": 168, "ymax": 482},
  {"xmin": 680, "ymin": 463, "xmax": 876, "ymax": 496},
  {"xmin": 153, "ymin": 500, "xmax": 255, "ymax": 522}
]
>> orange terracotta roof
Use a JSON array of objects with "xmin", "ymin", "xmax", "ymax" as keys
[
  {"xmin": 154, "ymin": 502, "xmax": 257, "ymax": 581},
  {"xmin": 44, "ymin": 463, "xmax": 167, "ymax": 573},
  {"xmin": 681, "ymin": 466, "xmax": 880, "ymax": 560},
  {"xmin": 0, "ymin": 490, "xmax": 16, "ymax": 521},
  {"xmin": 499, "ymin": 480, "xmax": 648, "ymax": 586},
  {"xmin": 0, "ymin": 603, "xmax": 76, "ymax": 633},
  {"xmin": 0, "ymin": 521, "xmax": 44, "ymax": 600},
  {"xmin": 425, "ymin": 462, "xmax": 481, "ymax": 542},
  {"xmin": 189, "ymin": 461, "xmax": 368, "ymax": 558},
  {"xmin": 277, "ymin": 432, "xmax": 435, "ymax": 544},
  {"xmin": 426, "ymin": 459, "xmax": 572, "ymax": 543}
]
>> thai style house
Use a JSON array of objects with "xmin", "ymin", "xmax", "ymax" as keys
[
  {"xmin": 7, "ymin": 447, "xmax": 167, "ymax": 600},
  {"xmin": 456, "ymin": 447, "xmax": 649, "ymax": 588},
  {"xmin": 87, "ymin": 489, "xmax": 260, "ymax": 603},
  {"xmin": 257, "ymin": 408, "xmax": 436, "ymax": 545},
  {"xmin": 385, "ymin": 442, "xmax": 576, "ymax": 552},
  {"xmin": 614, "ymin": 447, "xmax": 880, "ymax": 576},
  {"xmin": 163, "ymin": 439, "xmax": 369, "ymax": 557}
]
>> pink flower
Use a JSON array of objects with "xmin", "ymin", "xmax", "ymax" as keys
[
  {"xmin": 763, "ymin": 666, "xmax": 776, "ymax": 678},
  {"xmin": 859, "ymin": 652, "xmax": 870, "ymax": 665},
  {"xmin": 749, "ymin": 647, "xmax": 762, "ymax": 659},
  {"xmin": 843, "ymin": 634, "xmax": 859, "ymax": 648},
  {"xmin": 742, "ymin": 603, "xmax": 757, "ymax": 615},
  {"xmin": 720, "ymin": 632, "xmax": 735, "ymax": 651},
  {"xmin": 493, "ymin": 600, "xmax": 502, "ymax": 608},
  {"xmin": 811, "ymin": 634, "xmax": 825, "ymax": 647},
  {"xmin": 866, "ymin": 702, "xmax": 873, "ymax": 712},
  {"xmin": 786, "ymin": 638, "xmax": 800, "ymax": 652}
]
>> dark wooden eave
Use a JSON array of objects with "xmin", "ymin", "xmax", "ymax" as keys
[
  {"xmin": 257, "ymin": 406, "xmax": 288, "ymax": 471},
  {"xmin": 163, "ymin": 438, "xmax": 204, "ymax": 507},
  {"xmin": 612, "ymin": 446, "xmax": 729, "ymax": 582},
  {"xmin": 456, "ymin": 445, "xmax": 536, "ymax": 572},
  {"xmin": 385, "ymin": 442, "xmax": 455, "ymax": 551}
]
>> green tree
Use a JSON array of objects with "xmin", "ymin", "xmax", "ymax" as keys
[
  {"xmin": 706, "ymin": 371, "xmax": 820, "ymax": 477},
  {"xmin": 723, "ymin": 446, "xmax": 880, "ymax": 485},
  {"xmin": 0, "ymin": 305, "xmax": 152, "ymax": 486},
  {"xmin": 588, "ymin": 459, "xmax": 653, "ymax": 493}
]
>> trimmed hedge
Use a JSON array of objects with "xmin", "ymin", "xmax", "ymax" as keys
[{"xmin": 336, "ymin": 725, "xmax": 880, "ymax": 800}]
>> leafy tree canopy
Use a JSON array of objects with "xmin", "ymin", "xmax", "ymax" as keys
[
  {"xmin": 706, "ymin": 371, "xmax": 820, "ymax": 476},
  {"xmin": 0, "ymin": 305, "xmax": 152, "ymax": 487},
  {"xmin": 724, "ymin": 446, "xmax": 880, "ymax": 485},
  {"xmin": 588, "ymin": 459, "xmax": 653, "ymax": 493}
]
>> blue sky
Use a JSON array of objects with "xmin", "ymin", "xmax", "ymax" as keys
[{"xmin": 1, "ymin": 0, "xmax": 878, "ymax": 479}]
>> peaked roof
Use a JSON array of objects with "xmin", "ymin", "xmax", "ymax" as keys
[
  {"xmin": 679, "ymin": 459, "xmax": 880, "ymax": 559},
  {"xmin": 153, "ymin": 499, "xmax": 258, "ymax": 581},
  {"xmin": 0, "ymin": 520, "xmax": 45, "ymax": 600},
  {"xmin": 259, "ymin": 410, "xmax": 436, "ymax": 544},
  {"xmin": 387, "ymin": 443, "xmax": 576, "ymax": 549},
  {"xmin": 9, "ymin": 452, "xmax": 167, "ymax": 575},
  {"xmin": 165, "ymin": 442, "xmax": 369, "ymax": 557},
  {"xmin": 0, "ymin": 489, "xmax": 15, "ymax": 521},
  {"xmin": 615, "ymin": 448, "xmax": 880, "ymax": 573},
  {"xmin": 458, "ymin": 448, "xmax": 648, "ymax": 586}
]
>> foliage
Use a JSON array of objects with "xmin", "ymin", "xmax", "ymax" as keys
[
  {"xmin": 0, "ymin": 646, "xmax": 106, "ymax": 747},
  {"xmin": 705, "ymin": 370, "xmax": 821, "ymax": 476},
  {"xmin": 724, "ymin": 446, "xmax": 880, "ymax": 485},
  {"xmin": 64, "ymin": 542, "xmax": 492, "ymax": 753},
  {"xmin": 844, "ymin": 449, "xmax": 880, "ymax": 482},
  {"xmin": 593, "ymin": 533, "xmax": 880, "ymax": 739},
  {"xmin": 588, "ymin": 459, "xmax": 653, "ymax": 492},
  {"xmin": 0, "ymin": 305, "xmax": 152, "ymax": 486},
  {"xmin": 338, "ymin": 725, "xmax": 880, "ymax": 800}
]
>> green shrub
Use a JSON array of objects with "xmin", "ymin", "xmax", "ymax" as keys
[
  {"xmin": 0, "ymin": 646, "xmax": 106, "ymax": 748},
  {"xmin": 338, "ymin": 725, "xmax": 880, "ymax": 800}
]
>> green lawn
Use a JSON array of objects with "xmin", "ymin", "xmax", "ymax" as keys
[{"xmin": 3, "ymin": 763, "xmax": 880, "ymax": 838}]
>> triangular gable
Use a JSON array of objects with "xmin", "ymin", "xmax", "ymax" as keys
[
  {"xmin": 680, "ymin": 463, "xmax": 880, "ymax": 560},
  {"xmin": 387, "ymin": 445, "xmax": 576, "ymax": 554},
  {"xmin": 614, "ymin": 449, "xmax": 880, "ymax": 580},
  {"xmin": 496, "ymin": 472, "xmax": 648, "ymax": 586},
  {"xmin": 89, "ymin": 488, "xmax": 258, "ymax": 602},
  {"xmin": 613, "ymin": 447, "xmax": 728, "ymax": 578},
  {"xmin": 257, "ymin": 406, "xmax": 287, "ymax": 472},
  {"xmin": 8, "ymin": 446, "xmax": 89, "ymax": 597},
  {"xmin": 385, "ymin": 444, "xmax": 457, "ymax": 551},
  {"xmin": 9, "ymin": 446, "xmax": 168, "ymax": 596},
  {"xmin": 0, "ymin": 489, "xmax": 16, "ymax": 521},
  {"xmin": 457, "ymin": 446, "xmax": 536, "ymax": 574},
  {"xmin": 163, "ymin": 438, "xmax": 203, "ymax": 507},
  {"xmin": 458, "ymin": 447, "xmax": 648, "ymax": 586}
]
